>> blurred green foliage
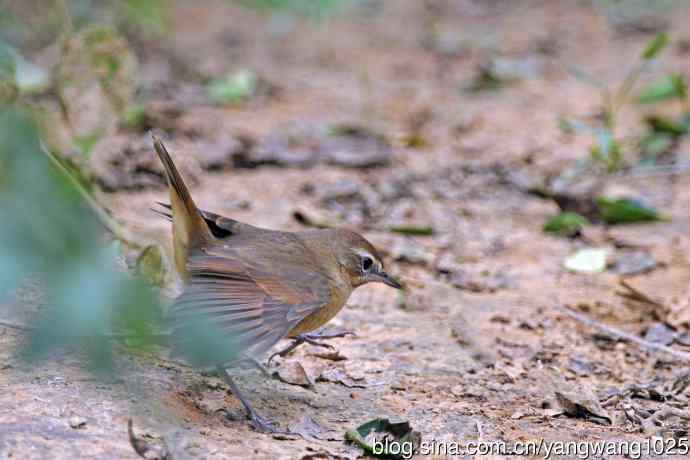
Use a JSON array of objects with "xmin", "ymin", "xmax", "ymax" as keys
[
  {"xmin": 236, "ymin": 0, "xmax": 349, "ymax": 18},
  {"xmin": 207, "ymin": 69, "xmax": 257, "ymax": 105},
  {"xmin": 562, "ymin": 32, "xmax": 685, "ymax": 173},
  {"xmin": 0, "ymin": 104, "xmax": 162, "ymax": 374},
  {"xmin": 119, "ymin": 0, "xmax": 167, "ymax": 35}
]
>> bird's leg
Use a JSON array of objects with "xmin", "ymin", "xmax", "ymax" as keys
[
  {"xmin": 243, "ymin": 358, "xmax": 272, "ymax": 379},
  {"xmin": 267, "ymin": 330, "xmax": 354, "ymax": 364},
  {"xmin": 242, "ymin": 358, "xmax": 299, "ymax": 386},
  {"xmin": 216, "ymin": 366, "xmax": 288, "ymax": 434}
]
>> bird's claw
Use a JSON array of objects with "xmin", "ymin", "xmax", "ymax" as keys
[
  {"xmin": 250, "ymin": 414, "xmax": 292, "ymax": 435},
  {"xmin": 301, "ymin": 336, "xmax": 336, "ymax": 349},
  {"xmin": 266, "ymin": 330, "xmax": 354, "ymax": 365}
]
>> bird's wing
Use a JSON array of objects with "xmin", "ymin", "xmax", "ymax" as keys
[
  {"xmin": 154, "ymin": 202, "xmax": 263, "ymax": 239},
  {"xmin": 168, "ymin": 242, "xmax": 330, "ymax": 366}
]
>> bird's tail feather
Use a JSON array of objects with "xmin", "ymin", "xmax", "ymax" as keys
[{"xmin": 152, "ymin": 134, "xmax": 212, "ymax": 255}]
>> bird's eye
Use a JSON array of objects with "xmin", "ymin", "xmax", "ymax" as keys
[{"xmin": 361, "ymin": 256, "xmax": 374, "ymax": 272}]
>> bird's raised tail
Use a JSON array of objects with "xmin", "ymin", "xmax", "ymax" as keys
[{"xmin": 152, "ymin": 134, "xmax": 212, "ymax": 278}]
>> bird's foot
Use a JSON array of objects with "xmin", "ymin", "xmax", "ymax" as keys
[
  {"xmin": 267, "ymin": 330, "xmax": 354, "ymax": 365},
  {"xmin": 248, "ymin": 412, "xmax": 288, "ymax": 435}
]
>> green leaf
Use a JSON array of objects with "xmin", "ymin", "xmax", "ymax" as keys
[
  {"xmin": 206, "ymin": 70, "xmax": 257, "ymax": 105},
  {"xmin": 345, "ymin": 418, "xmax": 421, "ymax": 459},
  {"xmin": 543, "ymin": 212, "xmax": 588, "ymax": 237},
  {"xmin": 637, "ymin": 74, "xmax": 687, "ymax": 104},
  {"xmin": 564, "ymin": 248, "xmax": 609, "ymax": 274},
  {"xmin": 120, "ymin": 0, "xmax": 167, "ymax": 36},
  {"xmin": 589, "ymin": 129, "xmax": 622, "ymax": 172},
  {"xmin": 681, "ymin": 112, "xmax": 690, "ymax": 132},
  {"xmin": 645, "ymin": 115, "xmax": 686, "ymax": 136},
  {"xmin": 641, "ymin": 32, "xmax": 668, "ymax": 60},
  {"xmin": 0, "ymin": 41, "xmax": 16, "ymax": 81},
  {"xmin": 122, "ymin": 102, "xmax": 146, "ymax": 129},
  {"xmin": 74, "ymin": 130, "xmax": 103, "ymax": 159},
  {"xmin": 640, "ymin": 132, "xmax": 673, "ymax": 158},
  {"xmin": 388, "ymin": 225, "xmax": 434, "ymax": 236},
  {"xmin": 595, "ymin": 196, "xmax": 660, "ymax": 224},
  {"xmin": 237, "ymin": 0, "xmax": 348, "ymax": 19}
]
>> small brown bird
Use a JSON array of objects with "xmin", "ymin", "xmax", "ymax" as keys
[{"xmin": 151, "ymin": 135, "xmax": 401, "ymax": 433}]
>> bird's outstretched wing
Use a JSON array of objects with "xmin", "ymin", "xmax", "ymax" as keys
[{"xmin": 168, "ymin": 241, "xmax": 330, "ymax": 367}]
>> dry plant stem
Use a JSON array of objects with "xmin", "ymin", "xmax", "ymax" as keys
[
  {"xmin": 622, "ymin": 402, "xmax": 645, "ymax": 426},
  {"xmin": 40, "ymin": 142, "xmax": 142, "ymax": 249},
  {"xmin": 642, "ymin": 407, "xmax": 690, "ymax": 435},
  {"xmin": 616, "ymin": 278, "xmax": 666, "ymax": 310},
  {"xmin": 555, "ymin": 304, "xmax": 690, "ymax": 362}
]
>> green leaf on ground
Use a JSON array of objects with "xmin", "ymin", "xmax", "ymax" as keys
[
  {"xmin": 207, "ymin": 70, "xmax": 257, "ymax": 105},
  {"xmin": 388, "ymin": 225, "xmax": 434, "ymax": 236},
  {"xmin": 543, "ymin": 212, "xmax": 588, "ymax": 237},
  {"xmin": 345, "ymin": 417, "xmax": 421, "ymax": 459},
  {"xmin": 645, "ymin": 115, "xmax": 687, "ymax": 136},
  {"xmin": 595, "ymin": 196, "xmax": 660, "ymax": 224}
]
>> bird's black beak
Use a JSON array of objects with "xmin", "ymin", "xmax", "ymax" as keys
[{"xmin": 371, "ymin": 271, "xmax": 403, "ymax": 289}]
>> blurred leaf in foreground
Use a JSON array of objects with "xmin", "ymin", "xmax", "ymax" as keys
[{"xmin": 0, "ymin": 105, "xmax": 161, "ymax": 374}]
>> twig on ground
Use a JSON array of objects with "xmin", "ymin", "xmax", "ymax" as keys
[
  {"xmin": 621, "ymin": 401, "xmax": 645, "ymax": 427},
  {"xmin": 555, "ymin": 304, "xmax": 690, "ymax": 362},
  {"xmin": 40, "ymin": 141, "xmax": 142, "ymax": 249},
  {"xmin": 616, "ymin": 278, "xmax": 666, "ymax": 310},
  {"xmin": 642, "ymin": 407, "xmax": 690, "ymax": 435}
]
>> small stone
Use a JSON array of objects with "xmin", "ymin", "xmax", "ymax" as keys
[
  {"xmin": 69, "ymin": 416, "xmax": 86, "ymax": 429},
  {"xmin": 644, "ymin": 322, "xmax": 677, "ymax": 346}
]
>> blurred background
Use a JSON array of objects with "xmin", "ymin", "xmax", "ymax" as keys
[{"xmin": 4, "ymin": 1, "xmax": 690, "ymax": 458}]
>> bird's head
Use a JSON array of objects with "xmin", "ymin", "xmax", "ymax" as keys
[{"xmin": 332, "ymin": 230, "xmax": 402, "ymax": 290}]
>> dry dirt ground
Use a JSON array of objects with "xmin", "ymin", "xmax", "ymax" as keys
[{"xmin": 4, "ymin": 1, "xmax": 690, "ymax": 459}]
